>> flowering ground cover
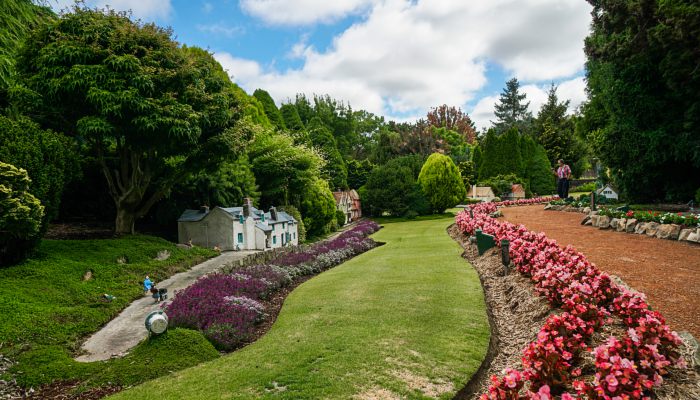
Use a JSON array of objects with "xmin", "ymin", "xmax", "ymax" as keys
[
  {"xmin": 109, "ymin": 216, "xmax": 490, "ymax": 400},
  {"xmin": 456, "ymin": 199, "xmax": 687, "ymax": 399},
  {"xmin": 165, "ymin": 220, "xmax": 381, "ymax": 350}
]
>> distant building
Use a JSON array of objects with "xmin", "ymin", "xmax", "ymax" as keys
[
  {"xmin": 177, "ymin": 198, "xmax": 298, "ymax": 251},
  {"xmin": 332, "ymin": 190, "xmax": 362, "ymax": 225},
  {"xmin": 468, "ymin": 185, "xmax": 497, "ymax": 202},
  {"xmin": 507, "ymin": 184, "xmax": 526, "ymax": 200},
  {"xmin": 596, "ymin": 184, "xmax": 619, "ymax": 201}
]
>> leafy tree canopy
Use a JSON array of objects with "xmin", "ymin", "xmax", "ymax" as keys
[
  {"xmin": 253, "ymin": 89, "xmax": 286, "ymax": 130},
  {"xmin": 426, "ymin": 104, "xmax": 477, "ymax": 144},
  {"xmin": 12, "ymin": 8, "xmax": 251, "ymax": 233}
]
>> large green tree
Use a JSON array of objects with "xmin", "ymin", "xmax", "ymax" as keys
[
  {"xmin": 418, "ymin": 153, "xmax": 466, "ymax": 213},
  {"xmin": 478, "ymin": 128, "xmax": 523, "ymax": 180},
  {"xmin": 584, "ymin": 0, "xmax": 700, "ymax": 201},
  {"xmin": 492, "ymin": 78, "xmax": 533, "ymax": 135},
  {"xmin": 362, "ymin": 156, "xmax": 429, "ymax": 217},
  {"xmin": 13, "ymin": 9, "xmax": 250, "ymax": 233},
  {"xmin": 299, "ymin": 177, "xmax": 336, "ymax": 237},
  {"xmin": 426, "ymin": 104, "xmax": 477, "ymax": 144}
]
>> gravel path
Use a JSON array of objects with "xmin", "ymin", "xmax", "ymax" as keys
[
  {"xmin": 75, "ymin": 250, "xmax": 256, "ymax": 362},
  {"xmin": 501, "ymin": 205, "xmax": 700, "ymax": 338}
]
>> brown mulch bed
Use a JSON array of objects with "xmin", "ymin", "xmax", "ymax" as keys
[
  {"xmin": 448, "ymin": 224, "xmax": 700, "ymax": 400},
  {"xmin": 45, "ymin": 223, "xmax": 116, "ymax": 240},
  {"xmin": 501, "ymin": 205, "xmax": 700, "ymax": 339}
]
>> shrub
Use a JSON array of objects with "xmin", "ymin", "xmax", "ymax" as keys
[
  {"xmin": 335, "ymin": 209, "xmax": 346, "ymax": 227},
  {"xmin": 418, "ymin": 153, "xmax": 467, "ymax": 213},
  {"xmin": 363, "ymin": 160, "xmax": 426, "ymax": 217},
  {"xmin": 571, "ymin": 181, "xmax": 596, "ymax": 193},
  {"xmin": 0, "ymin": 162, "xmax": 45, "ymax": 266},
  {"xmin": 279, "ymin": 205, "xmax": 306, "ymax": 242},
  {"xmin": 696, "ymin": 187, "xmax": 700, "ymax": 205},
  {"xmin": 479, "ymin": 174, "xmax": 527, "ymax": 197}
]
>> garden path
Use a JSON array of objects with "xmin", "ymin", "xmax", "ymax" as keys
[
  {"xmin": 501, "ymin": 205, "xmax": 700, "ymax": 338},
  {"xmin": 75, "ymin": 250, "xmax": 256, "ymax": 362}
]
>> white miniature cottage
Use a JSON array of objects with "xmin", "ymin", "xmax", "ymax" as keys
[
  {"xmin": 468, "ymin": 185, "xmax": 497, "ymax": 202},
  {"xmin": 177, "ymin": 198, "xmax": 298, "ymax": 251},
  {"xmin": 596, "ymin": 184, "xmax": 619, "ymax": 200}
]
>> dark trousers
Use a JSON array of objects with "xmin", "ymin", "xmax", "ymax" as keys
[{"xmin": 557, "ymin": 178, "xmax": 570, "ymax": 199}]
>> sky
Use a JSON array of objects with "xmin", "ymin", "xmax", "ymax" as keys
[{"xmin": 49, "ymin": 0, "xmax": 593, "ymax": 130}]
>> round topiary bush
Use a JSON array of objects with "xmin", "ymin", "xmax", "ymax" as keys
[
  {"xmin": 0, "ymin": 161, "xmax": 45, "ymax": 266},
  {"xmin": 335, "ymin": 209, "xmax": 346, "ymax": 227}
]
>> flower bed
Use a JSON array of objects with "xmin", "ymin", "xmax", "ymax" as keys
[
  {"xmin": 598, "ymin": 208, "xmax": 699, "ymax": 227},
  {"xmin": 165, "ymin": 220, "xmax": 381, "ymax": 350},
  {"xmin": 456, "ymin": 199, "xmax": 686, "ymax": 399}
]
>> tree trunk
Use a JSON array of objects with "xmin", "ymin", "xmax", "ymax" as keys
[{"xmin": 115, "ymin": 208, "xmax": 136, "ymax": 235}]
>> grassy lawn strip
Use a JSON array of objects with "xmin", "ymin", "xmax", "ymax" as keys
[
  {"xmin": 110, "ymin": 216, "xmax": 490, "ymax": 399},
  {"xmin": 0, "ymin": 235, "xmax": 218, "ymax": 389}
]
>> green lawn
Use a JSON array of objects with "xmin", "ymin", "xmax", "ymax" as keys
[
  {"xmin": 110, "ymin": 217, "xmax": 490, "ymax": 400},
  {"xmin": 0, "ymin": 235, "xmax": 219, "ymax": 389}
]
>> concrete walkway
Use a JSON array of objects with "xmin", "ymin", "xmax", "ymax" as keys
[{"xmin": 75, "ymin": 250, "xmax": 256, "ymax": 362}]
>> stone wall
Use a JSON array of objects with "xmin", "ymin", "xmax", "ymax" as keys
[{"xmin": 577, "ymin": 211, "xmax": 700, "ymax": 244}]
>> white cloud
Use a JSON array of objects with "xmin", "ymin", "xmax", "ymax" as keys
[
  {"xmin": 50, "ymin": 0, "xmax": 173, "ymax": 20},
  {"xmin": 239, "ymin": 0, "xmax": 377, "ymax": 25},
  {"xmin": 469, "ymin": 77, "xmax": 588, "ymax": 130},
  {"xmin": 196, "ymin": 23, "xmax": 244, "ymax": 38},
  {"xmin": 220, "ymin": 0, "xmax": 592, "ymax": 123},
  {"xmin": 202, "ymin": 2, "xmax": 214, "ymax": 13}
]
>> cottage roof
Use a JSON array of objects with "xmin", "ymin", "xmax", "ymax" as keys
[
  {"xmin": 178, "ymin": 205, "xmax": 296, "ymax": 224},
  {"xmin": 332, "ymin": 192, "xmax": 344, "ymax": 202},
  {"xmin": 596, "ymin": 184, "xmax": 619, "ymax": 194},
  {"xmin": 255, "ymin": 222, "xmax": 272, "ymax": 232},
  {"xmin": 512, "ymin": 184, "xmax": 525, "ymax": 193}
]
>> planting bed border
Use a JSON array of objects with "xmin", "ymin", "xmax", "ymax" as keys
[
  {"xmin": 544, "ymin": 204, "xmax": 700, "ymax": 245},
  {"xmin": 453, "ymin": 199, "xmax": 699, "ymax": 399}
]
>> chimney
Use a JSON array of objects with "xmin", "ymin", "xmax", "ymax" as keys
[
  {"xmin": 199, "ymin": 205, "xmax": 209, "ymax": 214},
  {"xmin": 269, "ymin": 206, "xmax": 278, "ymax": 221},
  {"xmin": 243, "ymin": 197, "xmax": 251, "ymax": 218}
]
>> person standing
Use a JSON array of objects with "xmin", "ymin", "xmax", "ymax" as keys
[
  {"xmin": 555, "ymin": 159, "xmax": 572, "ymax": 199},
  {"xmin": 143, "ymin": 275, "xmax": 153, "ymax": 293}
]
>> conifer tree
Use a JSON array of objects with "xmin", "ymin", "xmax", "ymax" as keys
[
  {"xmin": 492, "ymin": 78, "xmax": 532, "ymax": 135},
  {"xmin": 253, "ymin": 89, "xmax": 286, "ymax": 130}
]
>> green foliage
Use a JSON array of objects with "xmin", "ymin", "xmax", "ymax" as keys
[
  {"xmin": 696, "ymin": 188, "xmax": 700, "ymax": 206},
  {"xmin": 0, "ymin": 161, "xmax": 44, "ymax": 266},
  {"xmin": 13, "ymin": 10, "xmax": 251, "ymax": 233},
  {"xmin": 253, "ymin": 89, "xmax": 286, "ymax": 130},
  {"xmin": 346, "ymin": 158, "xmax": 374, "ymax": 189},
  {"xmin": 0, "ymin": 115, "xmax": 77, "ymax": 225},
  {"xmin": 153, "ymin": 156, "xmax": 259, "ymax": 226},
  {"xmin": 278, "ymin": 205, "xmax": 306, "ymax": 242},
  {"xmin": 478, "ymin": 128, "xmax": 523, "ymax": 180},
  {"xmin": 417, "ymin": 153, "xmax": 466, "ymax": 213},
  {"xmin": 307, "ymin": 117, "xmax": 348, "ymax": 190},
  {"xmin": 572, "ymin": 181, "xmax": 596, "ymax": 193},
  {"xmin": 457, "ymin": 160, "xmax": 476, "ymax": 189},
  {"xmin": 279, "ymin": 103, "xmax": 309, "ymax": 145},
  {"xmin": 300, "ymin": 178, "xmax": 336, "ymax": 237},
  {"xmin": 0, "ymin": 0, "xmax": 54, "ymax": 89},
  {"xmin": 519, "ymin": 135, "xmax": 555, "ymax": 196},
  {"xmin": 230, "ymin": 84, "xmax": 272, "ymax": 128},
  {"xmin": 247, "ymin": 126, "xmax": 324, "ymax": 209},
  {"xmin": 583, "ymin": 0, "xmax": 700, "ymax": 202},
  {"xmin": 479, "ymin": 174, "xmax": 528, "ymax": 197},
  {"xmin": 492, "ymin": 78, "xmax": 533, "ymax": 135},
  {"xmin": 335, "ymin": 209, "xmax": 346, "ymax": 227},
  {"xmin": 363, "ymin": 156, "xmax": 429, "ymax": 217}
]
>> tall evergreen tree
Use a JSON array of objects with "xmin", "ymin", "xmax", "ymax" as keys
[
  {"xmin": 584, "ymin": 0, "xmax": 700, "ymax": 201},
  {"xmin": 253, "ymin": 89, "xmax": 286, "ymax": 130},
  {"xmin": 307, "ymin": 117, "xmax": 348, "ymax": 190},
  {"xmin": 533, "ymin": 84, "xmax": 569, "ymax": 138},
  {"xmin": 478, "ymin": 128, "xmax": 523, "ymax": 180},
  {"xmin": 279, "ymin": 103, "xmax": 308, "ymax": 144},
  {"xmin": 492, "ymin": 78, "xmax": 532, "ymax": 135}
]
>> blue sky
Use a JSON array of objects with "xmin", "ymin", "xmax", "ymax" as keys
[{"xmin": 50, "ymin": 0, "xmax": 593, "ymax": 129}]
